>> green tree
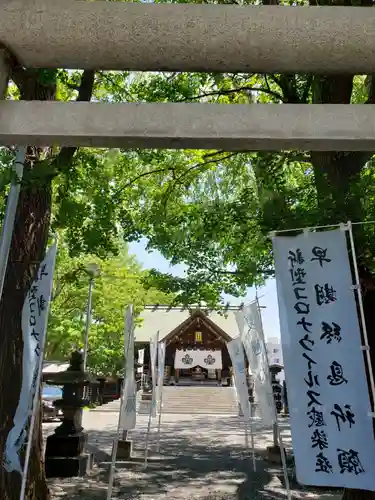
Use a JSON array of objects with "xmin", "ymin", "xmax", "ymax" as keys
[
  {"xmin": 46, "ymin": 243, "xmax": 172, "ymax": 375},
  {"xmin": 1, "ymin": 2, "xmax": 375, "ymax": 500}
]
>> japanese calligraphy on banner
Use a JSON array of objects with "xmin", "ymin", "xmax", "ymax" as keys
[
  {"xmin": 150, "ymin": 331, "xmax": 159, "ymax": 418},
  {"xmin": 236, "ymin": 303, "xmax": 275, "ymax": 426},
  {"xmin": 273, "ymin": 229, "xmax": 375, "ymax": 490},
  {"xmin": 227, "ymin": 338, "xmax": 251, "ymax": 420},
  {"xmin": 3, "ymin": 244, "xmax": 57, "ymax": 473},
  {"xmin": 120, "ymin": 305, "xmax": 137, "ymax": 430}
]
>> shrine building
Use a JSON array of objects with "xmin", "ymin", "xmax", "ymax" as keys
[{"xmin": 134, "ymin": 305, "xmax": 244, "ymax": 385}]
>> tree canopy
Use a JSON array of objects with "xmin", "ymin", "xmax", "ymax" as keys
[
  {"xmin": 45, "ymin": 242, "xmax": 172, "ymax": 375},
  {"xmin": 3, "ymin": 2, "xmax": 375, "ymax": 498}
]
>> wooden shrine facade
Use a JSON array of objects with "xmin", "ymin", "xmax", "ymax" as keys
[{"xmin": 134, "ymin": 306, "xmax": 245, "ymax": 386}]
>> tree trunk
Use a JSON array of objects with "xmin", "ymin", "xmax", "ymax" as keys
[
  {"xmin": 0, "ymin": 70, "xmax": 56, "ymax": 500},
  {"xmin": 0, "ymin": 171, "xmax": 53, "ymax": 499}
]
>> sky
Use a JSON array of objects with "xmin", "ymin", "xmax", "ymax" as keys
[{"xmin": 128, "ymin": 238, "xmax": 281, "ymax": 341}]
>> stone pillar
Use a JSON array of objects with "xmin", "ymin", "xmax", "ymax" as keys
[
  {"xmin": 266, "ymin": 365, "xmax": 283, "ymax": 464},
  {"xmin": 116, "ymin": 430, "xmax": 132, "ymax": 460},
  {"xmin": 0, "ymin": 48, "xmax": 10, "ymax": 99},
  {"xmin": 217, "ymin": 369, "xmax": 221, "ymax": 383},
  {"xmin": 175, "ymin": 368, "xmax": 179, "ymax": 382}
]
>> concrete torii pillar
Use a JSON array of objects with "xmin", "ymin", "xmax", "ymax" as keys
[{"xmin": 0, "ymin": 49, "xmax": 9, "ymax": 99}]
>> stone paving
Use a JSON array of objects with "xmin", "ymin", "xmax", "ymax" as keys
[{"xmin": 44, "ymin": 412, "xmax": 342, "ymax": 500}]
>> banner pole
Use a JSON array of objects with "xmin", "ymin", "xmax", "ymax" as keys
[
  {"xmin": 156, "ymin": 387, "xmax": 164, "ymax": 454},
  {"xmin": 347, "ymin": 221, "xmax": 375, "ymax": 412},
  {"xmin": 244, "ymin": 420, "xmax": 249, "ymax": 450},
  {"xmin": 144, "ymin": 332, "xmax": 159, "ymax": 468},
  {"xmin": 242, "ymin": 402, "xmax": 256, "ymax": 472},
  {"xmin": 277, "ymin": 424, "xmax": 292, "ymax": 500},
  {"xmin": 250, "ymin": 407, "xmax": 256, "ymax": 472},
  {"xmin": 255, "ymin": 296, "xmax": 291, "ymax": 500},
  {"xmin": 156, "ymin": 341, "xmax": 166, "ymax": 454},
  {"xmin": 143, "ymin": 393, "xmax": 153, "ymax": 468},
  {"xmin": 107, "ymin": 305, "xmax": 134, "ymax": 500},
  {"xmin": 20, "ymin": 244, "xmax": 58, "ymax": 500},
  {"xmin": 0, "ymin": 147, "xmax": 25, "ymax": 301},
  {"xmin": 106, "ymin": 404, "xmax": 123, "ymax": 500}
]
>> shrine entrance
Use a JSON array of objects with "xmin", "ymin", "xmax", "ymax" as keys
[
  {"xmin": 177, "ymin": 366, "xmax": 220, "ymax": 385},
  {"xmin": 134, "ymin": 305, "xmax": 244, "ymax": 388}
]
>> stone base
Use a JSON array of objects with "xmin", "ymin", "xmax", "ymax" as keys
[
  {"xmin": 45, "ymin": 453, "xmax": 91, "ymax": 478},
  {"xmin": 45, "ymin": 432, "xmax": 88, "ymax": 458},
  {"xmin": 266, "ymin": 445, "xmax": 282, "ymax": 464},
  {"xmin": 116, "ymin": 439, "xmax": 132, "ymax": 459}
]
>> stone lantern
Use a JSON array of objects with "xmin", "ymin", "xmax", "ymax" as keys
[
  {"xmin": 266, "ymin": 363, "xmax": 284, "ymax": 464},
  {"xmin": 44, "ymin": 350, "xmax": 98, "ymax": 478}
]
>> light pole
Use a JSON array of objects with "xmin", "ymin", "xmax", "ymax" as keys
[{"xmin": 82, "ymin": 262, "xmax": 101, "ymax": 372}]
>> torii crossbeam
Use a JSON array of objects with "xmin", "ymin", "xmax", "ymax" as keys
[{"xmin": 1, "ymin": 1, "xmax": 375, "ymax": 151}]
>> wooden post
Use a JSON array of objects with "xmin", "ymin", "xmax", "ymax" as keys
[{"xmin": 0, "ymin": 48, "xmax": 10, "ymax": 99}]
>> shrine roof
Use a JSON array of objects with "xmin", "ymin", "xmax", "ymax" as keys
[{"xmin": 134, "ymin": 306, "xmax": 241, "ymax": 343}]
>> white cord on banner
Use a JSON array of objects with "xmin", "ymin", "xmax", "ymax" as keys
[
  {"xmin": 346, "ymin": 221, "xmax": 375, "ymax": 415},
  {"xmin": 268, "ymin": 219, "xmax": 375, "ymax": 237},
  {"xmin": 255, "ymin": 296, "xmax": 292, "ymax": 500}
]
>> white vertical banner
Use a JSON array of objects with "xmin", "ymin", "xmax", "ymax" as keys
[
  {"xmin": 237, "ymin": 302, "xmax": 275, "ymax": 426},
  {"xmin": 107, "ymin": 304, "xmax": 135, "ymax": 500},
  {"xmin": 3, "ymin": 244, "xmax": 57, "ymax": 475},
  {"xmin": 227, "ymin": 338, "xmax": 251, "ymax": 420},
  {"xmin": 273, "ymin": 228, "xmax": 375, "ymax": 490},
  {"xmin": 149, "ymin": 331, "xmax": 159, "ymax": 419},
  {"xmin": 120, "ymin": 305, "xmax": 136, "ymax": 430},
  {"xmin": 137, "ymin": 348, "xmax": 145, "ymax": 374}
]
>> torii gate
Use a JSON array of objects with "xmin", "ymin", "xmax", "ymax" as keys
[{"xmin": 1, "ymin": 0, "xmax": 375, "ymax": 151}]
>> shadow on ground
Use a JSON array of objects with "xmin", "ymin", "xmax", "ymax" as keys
[{"xmin": 46, "ymin": 416, "xmax": 342, "ymax": 500}]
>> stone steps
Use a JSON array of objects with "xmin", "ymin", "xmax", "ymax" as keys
[
  {"xmin": 156, "ymin": 387, "xmax": 238, "ymax": 415},
  {"xmin": 90, "ymin": 386, "xmax": 239, "ymax": 416}
]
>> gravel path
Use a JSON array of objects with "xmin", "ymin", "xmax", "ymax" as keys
[{"xmin": 44, "ymin": 412, "xmax": 342, "ymax": 500}]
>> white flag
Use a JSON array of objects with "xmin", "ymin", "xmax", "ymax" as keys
[
  {"xmin": 120, "ymin": 305, "xmax": 137, "ymax": 430},
  {"xmin": 227, "ymin": 337, "xmax": 251, "ymax": 420},
  {"xmin": 150, "ymin": 331, "xmax": 159, "ymax": 418},
  {"xmin": 157, "ymin": 341, "xmax": 166, "ymax": 407},
  {"xmin": 3, "ymin": 244, "xmax": 57, "ymax": 473},
  {"xmin": 237, "ymin": 302, "xmax": 275, "ymax": 426}
]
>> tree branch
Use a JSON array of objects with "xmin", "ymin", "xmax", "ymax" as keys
[
  {"xmin": 177, "ymin": 86, "xmax": 284, "ymax": 103},
  {"xmin": 112, "ymin": 167, "xmax": 176, "ymax": 200},
  {"xmin": 162, "ymin": 152, "xmax": 240, "ymax": 210}
]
